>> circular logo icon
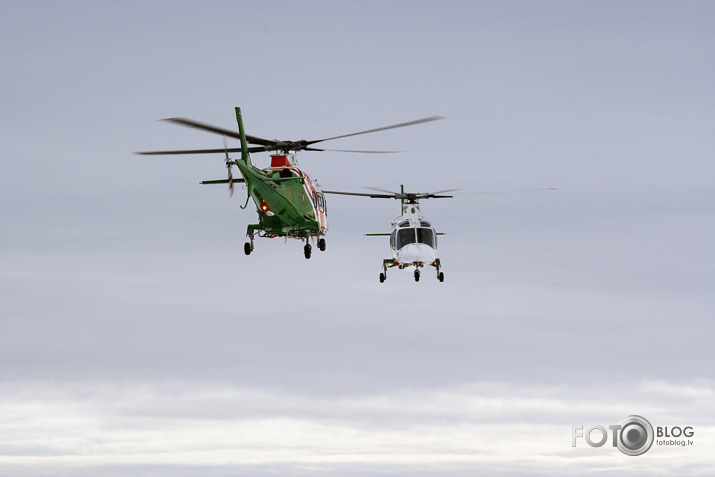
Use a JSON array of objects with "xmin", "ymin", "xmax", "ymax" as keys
[{"xmin": 617, "ymin": 415, "xmax": 654, "ymax": 456}]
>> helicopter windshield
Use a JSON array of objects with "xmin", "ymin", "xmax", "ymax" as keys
[
  {"xmin": 394, "ymin": 227, "xmax": 435, "ymax": 249},
  {"xmin": 416, "ymin": 227, "xmax": 435, "ymax": 248}
]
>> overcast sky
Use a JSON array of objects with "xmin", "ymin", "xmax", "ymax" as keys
[{"xmin": 1, "ymin": 1, "xmax": 714, "ymax": 475}]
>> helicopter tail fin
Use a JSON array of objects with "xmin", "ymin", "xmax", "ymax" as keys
[{"xmin": 234, "ymin": 107, "xmax": 253, "ymax": 167}]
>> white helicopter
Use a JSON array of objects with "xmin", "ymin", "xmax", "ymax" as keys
[{"xmin": 324, "ymin": 185, "xmax": 453, "ymax": 282}]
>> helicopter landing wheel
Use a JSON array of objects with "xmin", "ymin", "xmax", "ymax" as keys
[
  {"xmin": 414, "ymin": 269, "xmax": 420, "ymax": 282},
  {"xmin": 318, "ymin": 238, "xmax": 326, "ymax": 251},
  {"xmin": 438, "ymin": 271, "xmax": 444, "ymax": 282},
  {"xmin": 244, "ymin": 242, "xmax": 252, "ymax": 256},
  {"xmin": 304, "ymin": 243, "xmax": 312, "ymax": 259},
  {"xmin": 379, "ymin": 272, "xmax": 386, "ymax": 283}
]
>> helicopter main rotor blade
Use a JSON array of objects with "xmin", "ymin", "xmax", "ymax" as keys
[
  {"xmin": 305, "ymin": 116, "xmax": 444, "ymax": 146},
  {"xmin": 326, "ymin": 187, "xmax": 456, "ymax": 200},
  {"xmin": 135, "ymin": 147, "xmax": 267, "ymax": 155},
  {"xmin": 322, "ymin": 190, "xmax": 396, "ymax": 199},
  {"xmin": 376, "ymin": 187, "xmax": 459, "ymax": 196},
  {"xmin": 144, "ymin": 113, "xmax": 443, "ymax": 155},
  {"xmin": 400, "ymin": 193, "xmax": 454, "ymax": 199},
  {"xmin": 421, "ymin": 194, "xmax": 454, "ymax": 199},
  {"xmin": 136, "ymin": 146, "xmax": 399, "ymax": 156},
  {"xmin": 162, "ymin": 118, "xmax": 275, "ymax": 146},
  {"xmin": 428, "ymin": 188, "xmax": 461, "ymax": 195},
  {"xmin": 365, "ymin": 186, "xmax": 399, "ymax": 194},
  {"xmin": 306, "ymin": 148, "xmax": 400, "ymax": 154}
]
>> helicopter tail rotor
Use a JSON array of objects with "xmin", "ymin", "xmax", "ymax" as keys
[{"xmin": 223, "ymin": 137, "xmax": 234, "ymax": 197}]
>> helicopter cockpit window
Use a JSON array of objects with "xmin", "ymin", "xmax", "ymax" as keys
[
  {"xmin": 396, "ymin": 228, "xmax": 417, "ymax": 249},
  {"xmin": 398, "ymin": 221, "xmax": 410, "ymax": 228},
  {"xmin": 420, "ymin": 220, "xmax": 431, "ymax": 227},
  {"xmin": 315, "ymin": 192, "xmax": 325, "ymax": 213},
  {"xmin": 416, "ymin": 228, "xmax": 435, "ymax": 248},
  {"xmin": 395, "ymin": 228, "xmax": 436, "ymax": 249}
]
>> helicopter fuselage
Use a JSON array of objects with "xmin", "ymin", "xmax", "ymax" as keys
[
  {"xmin": 387, "ymin": 203, "xmax": 438, "ymax": 269},
  {"xmin": 237, "ymin": 153, "xmax": 327, "ymax": 239}
]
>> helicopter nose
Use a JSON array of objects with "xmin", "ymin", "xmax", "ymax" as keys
[{"xmin": 398, "ymin": 243, "xmax": 436, "ymax": 263}]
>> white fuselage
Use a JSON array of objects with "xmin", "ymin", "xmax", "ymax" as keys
[{"xmin": 389, "ymin": 203, "xmax": 438, "ymax": 268}]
